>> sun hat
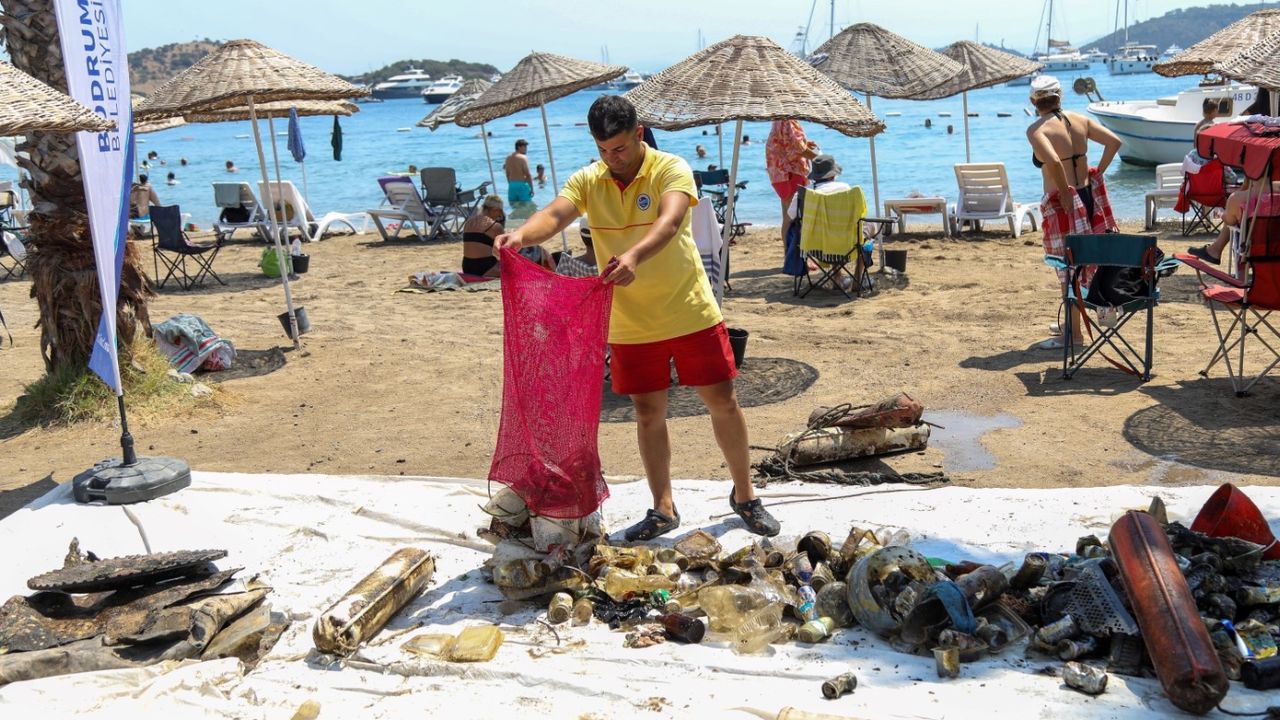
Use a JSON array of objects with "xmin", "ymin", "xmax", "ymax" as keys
[
  {"xmin": 809, "ymin": 154, "xmax": 842, "ymax": 181},
  {"xmin": 1030, "ymin": 75, "xmax": 1062, "ymax": 99}
]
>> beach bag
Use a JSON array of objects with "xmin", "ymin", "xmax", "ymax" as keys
[
  {"xmin": 220, "ymin": 206, "xmax": 251, "ymax": 224},
  {"xmin": 488, "ymin": 248, "xmax": 614, "ymax": 519},
  {"xmin": 1084, "ymin": 247, "xmax": 1164, "ymax": 307},
  {"xmin": 782, "ymin": 190, "xmax": 807, "ymax": 277},
  {"xmin": 258, "ymin": 247, "xmax": 291, "ymax": 278}
]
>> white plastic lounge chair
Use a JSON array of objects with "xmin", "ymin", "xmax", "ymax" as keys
[
  {"xmin": 947, "ymin": 162, "xmax": 1041, "ymax": 238},
  {"xmin": 259, "ymin": 180, "xmax": 368, "ymax": 242},
  {"xmin": 1144, "ymin": 162, "xmax": 1183, "ymax": 230},
  {"xmin": 211, "ymin": 182, "xmax": 267, "ymax": 242},
  {"xmin": 367, "ymin": 176, "xmax": 434, "ymax": 241}
]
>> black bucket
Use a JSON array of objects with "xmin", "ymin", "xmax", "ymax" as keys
[
  {"xmin": 727, "ymin": 327, "xmax": 749, "ymax": 369},
  {"xmin": 291, "ymin": 253, "xmax": 310, "ymax": 274},
  {"xmin": 884, "ymin": 249, "xmax": 908, "ymax": 273},
  {"xmin": 278, "ymin": 306, "xmax": 310, "ymax": 339}
]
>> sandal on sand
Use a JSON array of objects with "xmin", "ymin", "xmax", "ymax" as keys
[
  {"xmin": 1187, "ymin": 245, "xmax": 1221, "ymax": 265},
  {"xmin": 623, "ymin": 507, "xmax": 680, "ymax": 541},
  {"xmin": 730, "ymin": 489, "xmax": 781, "ymax": 537},
  {"xmin": 1037, "ymin": 337, "xmax": 1067, "ymax": 350}
]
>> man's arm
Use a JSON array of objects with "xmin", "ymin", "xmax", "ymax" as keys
[
  {"xmin": 520, "ymin": 156, "xmax": 534, "ymax": 184},
  {"xmin": 602, "ymin": 190, "xmax": 689, "ymax": 286},
  {"xmin": 493, "ymin": 197, "xmax": 579, "ymax": 252}
]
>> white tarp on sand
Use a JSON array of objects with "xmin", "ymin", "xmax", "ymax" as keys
[{"xmin": 0, "ymin": 472, "xmax": 1277, "ymax": 719}]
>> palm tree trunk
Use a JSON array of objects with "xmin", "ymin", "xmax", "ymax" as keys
[{"xmin": 1, "ymin": 0, "xmax": 152, "ymax": 374}]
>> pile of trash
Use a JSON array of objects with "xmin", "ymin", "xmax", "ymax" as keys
[
  {"xmin": 0, "ymin": 540, "xmax": 285, "ymax": 685},
  {"xmin": 479, "ymin": 482, "xmax": 1279, "ymax": 715}
]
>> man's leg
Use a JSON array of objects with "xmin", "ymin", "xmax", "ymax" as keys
[
  {"xmin": 693, "ymin": 379, "xmax": 754, "ymax": 504},
  {"xmin": 631, "ymin": 389, "xmax": 674, "ymax": 517}
]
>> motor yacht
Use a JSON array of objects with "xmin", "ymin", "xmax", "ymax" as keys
[
  {"xmin": 1088, "ymin": 80, "xmax": 1256, "ymax": 165},
  {"xmin": 613, "ymin": 70, "xmax": 644, "ymax": 90},
  {"xmin": 1162, "ymin": 43, "xmax": 1183, "ymax": 59},
  {"xmin": 372, "ymin": 68, "xmax": 433, "ymax": 100},
  {"xmin": 421, "ymin": 75, "xmax": 464, "ymax": 104},
  {"xmin": 1107, "ymin": 43, "xmax": 1159, "ymax": 75}
]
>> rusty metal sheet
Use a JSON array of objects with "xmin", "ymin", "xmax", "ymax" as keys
[{"xmin": 27, "ymin": 549, "xmax": 228, "ymax": 593}]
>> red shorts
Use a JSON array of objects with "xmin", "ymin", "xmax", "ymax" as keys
[
  {"xmin": 609, "ymin": 322, "xmax": 737, "ymax": 395},
  {"xmin": 771, "ymin": 173, "xmax": 807, "ymax": 202}
]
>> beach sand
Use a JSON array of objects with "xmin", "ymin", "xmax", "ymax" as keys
[{"xmin": 2, "ymin": 222, "xmax": 1278, "ymax": 518}]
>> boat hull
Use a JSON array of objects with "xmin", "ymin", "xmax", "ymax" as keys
[
  {"xmin": 371, "ymin": 86, "xmax": 428, "ymax": 100},
  {"xmin": 1108, "ymin": 58, "xmax": 1156, "ymax": 75},
  {"xmin": 1088, "ymin": 104, "xmax": 1193, "ymax": 166},
  {"xmin": 421, "ymin": 91, "xmax": 457, "ymax": 104}
]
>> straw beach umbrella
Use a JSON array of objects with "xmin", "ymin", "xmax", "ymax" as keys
[
  {"xmin": 913, "ymin": 41, "xmax": 1043, "ymax": 163},
  {"xmin": 812, "ymin": 24, "xmax": 964, "ymax": 217},
  {"xmin": 0, "ymin": 60, "xmax": 114, "ymax": 135},
  {"xmin": 1154, "ymin": 8, "xmax": 1280, "ymax": 78},
  {"xmin": 1217, "ymin": 29, "xmax": 1280, "ymax": 115},
  {"xmin": 455, "ymin": 52, "xmax": 625, "ymax": 246},
  {"xmin": 135, "ymin": 39, "xmax": 367, "ymax": 348},
  {"xmin": 417, "ymin": 79, "xmax": 498, "ymax": 189},
  {"xmin": 625, "ymin": 35, "xmax": 884, "ymax": 304}
]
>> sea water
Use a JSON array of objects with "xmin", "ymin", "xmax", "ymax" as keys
[{"xmin": 6, "ymin": 67, "xmax": 1201, "ymax": 229}]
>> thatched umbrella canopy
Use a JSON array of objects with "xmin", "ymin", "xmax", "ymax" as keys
[
  {"xmin": 133, "ymin": 39, "xmax": 368, "ymax": 349},
  {"xmin": 418, "ymin": 79, "xmax": 497, "ymax": 188},
  {"xmin": 1218, "ymin": 29, "xmax": 1280, "ymax": 116},
  {"xmin": 626, "ymin": 35, "xmax": 884, "ymax": 303},
  {"xmin": 183, "ymin": 99, "xmax": 359, "ymax": 123},
  {"xmin": 0, "ymin": 61, "xmax": 113, "ymax": 135},
  {"xmin": 811, "ymin": 24, "xmax": 965, "ymax": 215},
  {"xmin": 131, "ymin": 96, "xmax": 184, "ymax": 135},
  {"xmin": 454, "ymin": 52, "xmax": 625, "ymax": 249},
  {"xmin": 625, "ymin": 35, "xmax": 883, "ymax": 137},
  {"xmin": 1155, "ymin": 8, "xmax": 1280, "ymax": 77},
  {"xmin": 418, "ymin": 79, "xmax": 493, "ymax": 130},
  {"xmin": 913, "ymin": 41, "xmax": 1044, "ymax": 162}
]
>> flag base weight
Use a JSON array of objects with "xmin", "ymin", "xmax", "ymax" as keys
[{"xmin": 72, "ymin": 456, "xmax": 191, "ymax": 504}]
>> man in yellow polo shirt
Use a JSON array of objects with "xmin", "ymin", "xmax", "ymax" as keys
[{"xmin": 494, "ymin": 95, "xmax": 780, "ymax": 541}]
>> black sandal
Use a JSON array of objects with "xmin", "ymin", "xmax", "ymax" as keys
[
  {"xmin": 730, "ymin": 489, "xmax": 781, "ymax": 537},
  {"xmin": 622, "ymin": 507, "xmax": 680, "ymax": 541},
  {"xmin": 1187, "ymin": 245, "xmax": 1221, "ymax": 265}
]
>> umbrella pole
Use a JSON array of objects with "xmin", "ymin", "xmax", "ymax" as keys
[
  {"xmin": 481, "ymin": 122, "xmax": 497, "ymax": 191},
  {"xmin": 1271, "ymin": 93, "xmax": 1278, "ymax": 118},
  {"xmin": 718, "ymin": 124, "xmax": 724, "ymax": 167},
  {"xmin": 539, "ymin": 101, "xmax": 568, "ymax": 251},
  {"xmin": 714, "ymin": 119, "xmax": 743, "ymax": 306},
  {"xmin": 301, "ymin": 161, "xmax": 310, "ymax": 209},
  {"xmin": 250, "ymin": 99, "xmax": 301, "ymax": 350},
  {"xmin": 962, "ymin": 91, "xmax": 972, "ymax": 164},
  {"xmin": 866, "ymin": 93, "xmax": 884, "ymax": 270}
]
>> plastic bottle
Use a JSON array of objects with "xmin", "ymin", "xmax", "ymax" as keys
[
  {"xmin": 601, "ymin": 568, "xmax": 674, "ymax": 600},
  {"xmin": 699, "ymin": 585, "xmax": 770, "ymax": 633},
  {"xmin": 733, "ymin": 602, "xmax": 786, "ymax": 655}
]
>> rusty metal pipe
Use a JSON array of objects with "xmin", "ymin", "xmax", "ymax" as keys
[
  {"xmin": 313, "ymin": 548, "xmax": 435, "ymax": 655},
  {"xmin": 1109, "ymin": 511, "xmax": 1228, "ymax": 715}
]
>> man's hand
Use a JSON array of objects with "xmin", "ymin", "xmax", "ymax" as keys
[
  {"xmin": 602, "ymin": 253, "xmax": 638, "ymax": 286},
  {"xmin": 493, "ymin": 231, "xmax": 524, "ymax": 256}
]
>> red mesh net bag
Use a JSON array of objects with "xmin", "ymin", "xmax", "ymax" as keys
[{"xmin": 488, "ymin": 248, "xmax": 614, "ymax": 519}]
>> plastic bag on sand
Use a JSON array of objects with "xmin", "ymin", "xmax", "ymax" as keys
[{"xmin": 488, "ymin": 248, "xmax": 613, "ymax": 520}]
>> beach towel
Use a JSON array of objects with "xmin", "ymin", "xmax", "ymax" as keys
[
  {"xmin": 153, "ymin": 314, "xmax": 235, "ymax": 373},
  {"xmin": 405, "ymin": 271, "xmax": 498, "ymax": 291},
  {"xmin": 689, "ymin": 201, "xmax": 722, "ymax": 287},
  {"xmin": 489, "ymin": 248, "xmax": 613, "ymax": 520},
  {"xmin": 800, "ymin": 186, "xmax": 866, "ymax": 257},
  {"xmin": 1040, "ymin": 168, "xmax": 1116, "ymax": 285}
]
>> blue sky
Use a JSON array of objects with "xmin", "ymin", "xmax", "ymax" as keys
[{"xmin": 123, "ymin": 0, "xmax": 1252, "ymax": 75}]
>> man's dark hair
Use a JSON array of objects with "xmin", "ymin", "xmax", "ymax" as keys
[
  {"xmin": 1203, "ymin": 98, "xmax": 1219, "ymax": 114},
  {"xmin": 588, "ymin": 95, "xmax": 638, "ymax": 140},
  {"xmin": 138, "ymin": 174, "xmax": 148, "ymax": 184}
]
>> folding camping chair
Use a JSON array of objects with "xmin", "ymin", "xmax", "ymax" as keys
[
  {"xmin": 693, "ymin": 169, "xmax": 751, "ymax": 238},
  {"xmin": 1177, "ymin": 158, "xmax": 1229, "ymax": 236},
  {"xmin": 790, "ymin": 186, "xmax": 871, "ymax": 299},
  {"xmin": 0, "ymin": 229, "xmax": 25, "ymax": 280},
  {"xmin": 211, "ymin": 182, "xmax": 267, "ymax": 243},
  {"xmin": 1177, "ymin": 212, "xmax": 1280, "ymax": 396},
  {"xmin": 420, "ymin": 168, "xmax": 489, "ymax": 242},
  {"xmin": 151, "ymin": 204, "xmax": 224, "ymax": 290},
  {"xmin": 1046, "ymin": 233, "xmax": 1178, "ymax": 381},
  {"xmin": 367, "ymin": 176, "xmax": 435, "ymax": 241}
]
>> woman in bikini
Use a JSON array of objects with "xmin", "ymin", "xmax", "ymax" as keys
[
  {"xmin": 462, "ymin": 196, "xmax": 508, "ymax": 277},
  {"xmin": 1026, "ymin": 75, "xmax": 1122, "ymax": 349}
]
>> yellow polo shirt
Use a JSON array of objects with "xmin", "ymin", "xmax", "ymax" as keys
[{"xmin": 560, "ymin": 148, "xmax": 721, "ymax": 344}]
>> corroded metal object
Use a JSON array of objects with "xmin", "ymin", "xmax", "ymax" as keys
[
  {"xmin": 312, "ymin": 548, "xmax": 435, "ymax": 656},
  {"xmin": 779, "ymin": 424, "xmax": 930, "ymax": 467},
  {"xmin": 26, "ymin": 549, "xmax": 228, "ymax": 593}
]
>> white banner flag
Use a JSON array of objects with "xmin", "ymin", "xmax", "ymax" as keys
[{"xmin": 53, "ymin": 0, "xmax": 133, "ymax": 393}]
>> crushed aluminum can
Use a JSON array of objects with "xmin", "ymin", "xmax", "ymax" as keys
[
  {"xmin": 821, "ymin": 671, "xmax": 858, "ymax": 699},
  {"xmin": 1057, "ymin": 636, "xmax": 1098, "ymax": 661},
  {"xmin": 1035, "ymin": 614, "xmax": 1079, "ymax": 647},
  {"xmin": 810, "ymin": 562, "xmax": 836, "ymax": 591},
  {"xmin": 1063, "ymin": 661, "xmax": 1108, "ymax": 695},
  {"xmin": 798, "ymin": 531, "xmax": 833, "ymax": 565},
  {"xmin": 571, "ymin": 597, "xmax": 594, "ymax": 625},
  {"xmin": 547, "ymin": 593, "xmax": 573, "ymax": 624}
]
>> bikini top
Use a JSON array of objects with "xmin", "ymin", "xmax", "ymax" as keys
[
  {"xmin": 1032, "ymin": 110, "xmax": 1087, "ymax": 185},
  {"xmin": 462, "ymin": 217, "xmax": 500, "ymax": 246}
]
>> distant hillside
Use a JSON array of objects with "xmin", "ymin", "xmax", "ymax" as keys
[
  {"xmin": 347, "ymin": 60, "xmax": 501, "ymax": 87},
  {"xmin": 129, "ymin": 40, "xmax": 223, "ymax": 96},
  {"xmin": 1083, "ymin": 3, "xmax": 1269, "ymax": 53}
]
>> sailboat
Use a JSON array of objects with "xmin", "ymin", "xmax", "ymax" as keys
[
  {"xmin": 1031, "ymin": 0, "xmax": 1090, "ymax": 73},
  {"xmin": 1107, "ymin": 0, "xmax": 1158, "ymax": 75}
]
